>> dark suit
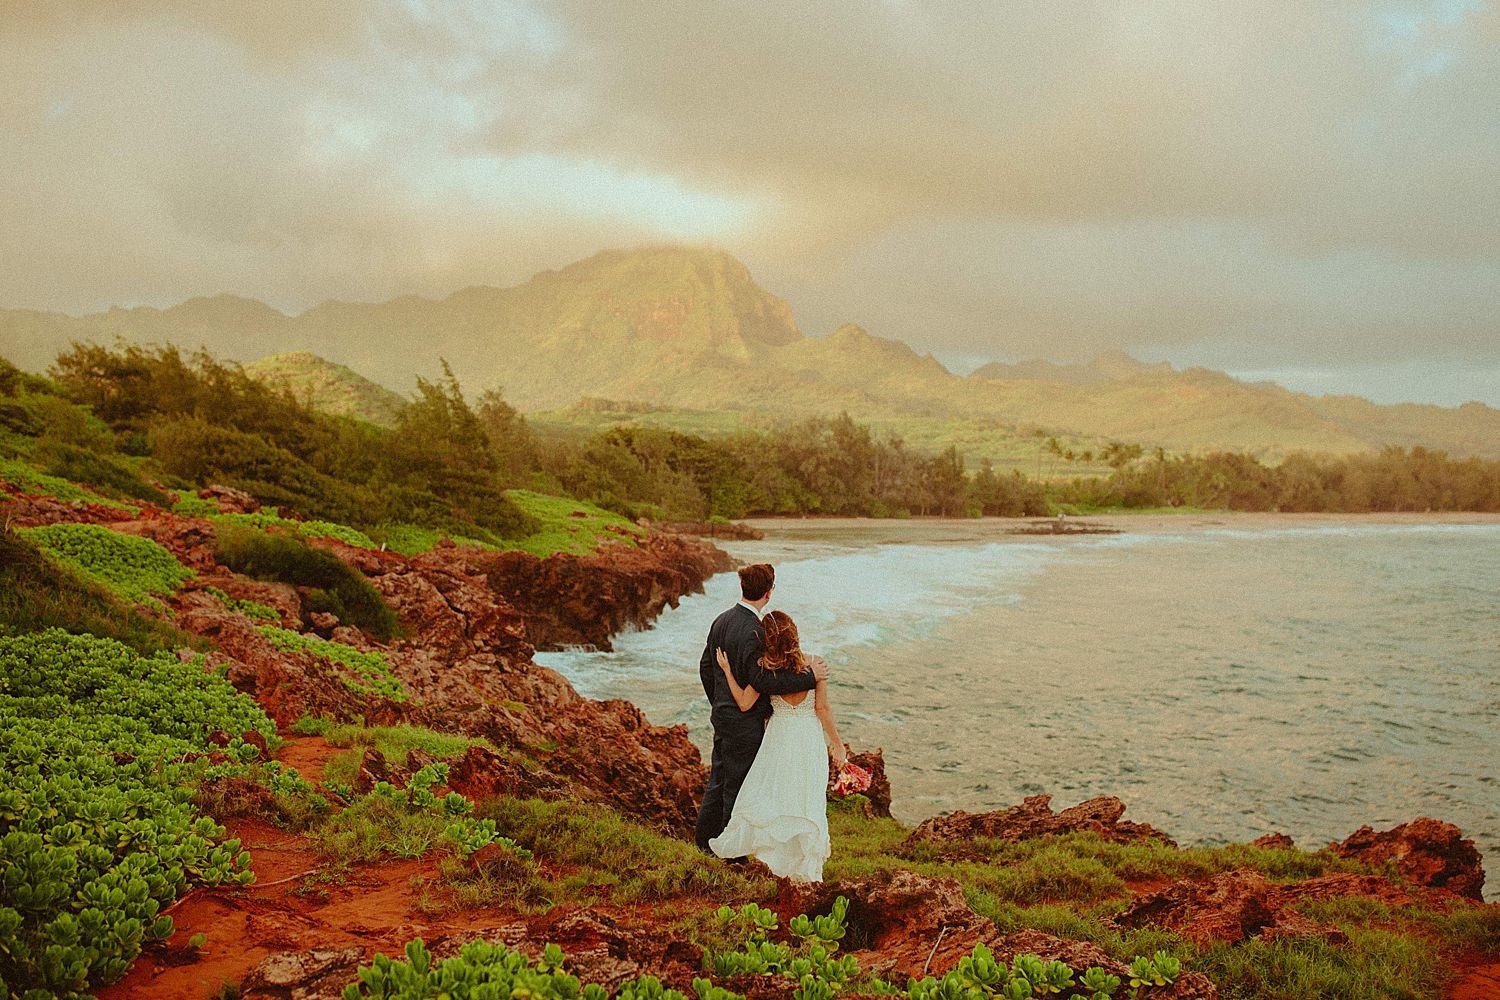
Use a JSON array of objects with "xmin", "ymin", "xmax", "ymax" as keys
[{"xmin": 694, "ymin": 603, "xmax": 817, "ymax": 850}]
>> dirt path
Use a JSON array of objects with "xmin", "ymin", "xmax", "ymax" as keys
[
  {"xmin": 97, "ymin": 735, "xmax": 527, "ymax": 998},
  {"xmin": 275, "ymin": 733, "xmax": 343, "ymax": 786},
  {"xmin": 1447, "ymin": 955, "xmax": 1500, "ymax": 999}
]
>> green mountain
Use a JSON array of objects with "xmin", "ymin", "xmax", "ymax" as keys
[
  {"xmin": 4, "ymin": 245, "xmax": 1498, "ymax": 462},
  {"xmin": 243, "ymin": 351, "xmax": 408, "ymax": 427}
]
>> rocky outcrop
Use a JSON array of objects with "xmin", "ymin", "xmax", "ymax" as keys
[
  {"xmin": 778, "ymin": 868, "xmax": 999, "ymax": 979},
  {"xmin": 991, "ymin": 931, "xmax": 1218, "ymax": 1000},
  {"xmin": 1330, "ymin": 817, "xmax": 1485, "ymax": 901},
  {"xmin": 901, "ymin": 794, "xmax": 1174, "ymax": 858},
  {"xmin": 780, "ymin": 870, "xmax": 1216, "ymax": 997},
  {"xmin": 1113, "ymin": 866, "xmax": 1475, "ymax": 947},
  {"xmin": 476, "ymin": 533, "xmax": 734, "ymax": 650},
  {"xmin": 840, "ymin": 748, "xmax": 893, "ymax": 819},
  {"xmin": 240, "ymin": 947, "xmax": 365, "ymax": 1000}
]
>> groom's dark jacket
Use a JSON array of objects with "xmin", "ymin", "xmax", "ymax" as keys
[{"xmin": 699, "ymin": 604, "xmax": 816, "ymax": 736}]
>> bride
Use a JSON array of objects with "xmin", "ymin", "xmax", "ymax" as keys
[{"xmin": 708, "ymin": 610, "xmax": 848, "ymax": 882}]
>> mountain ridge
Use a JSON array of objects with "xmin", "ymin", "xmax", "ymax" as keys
[{"xmin": 2, "ymin": 245, "xmax": 1497, "ymax": 461}]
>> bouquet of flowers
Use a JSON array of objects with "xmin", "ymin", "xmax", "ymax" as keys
[{"xmin": 830, "ymin": 759, "xmax": 872, "ymax": 797}]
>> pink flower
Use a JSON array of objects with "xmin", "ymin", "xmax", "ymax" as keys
[{"xmin": 830, "ymin": 762, "xmax": 872, "ymax": 797}]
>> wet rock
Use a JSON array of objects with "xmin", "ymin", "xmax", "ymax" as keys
[
  {"xmin": 901, "ymin": 794, "xmax": 1174, "ymax": 858},
  {"xmin": 1331, "ymin": 817, "xmax": 1485, "ymax": 901},
  {"xmin": 240, "ymin": 947, "xmax": 365, "ymax": 999}
]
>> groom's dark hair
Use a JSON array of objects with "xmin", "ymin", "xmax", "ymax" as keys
[{"xmin": 738, "ymin": 563, "xmax": 774, "ymax": 601}]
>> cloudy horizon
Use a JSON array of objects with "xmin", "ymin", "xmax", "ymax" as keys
[{"xmin": 3, "ymin": 2, "xmax": 1497, "ymax": 407}]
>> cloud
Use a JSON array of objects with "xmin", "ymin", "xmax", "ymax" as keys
[{"xmin": 0, "ymin": 0, "xmax": 1496, "ymax": 401}]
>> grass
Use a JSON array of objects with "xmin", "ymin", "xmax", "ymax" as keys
[
  {"xmin": 319, "ymin": 723, "xmax": 492, "ymax": 789},
  {"xmin": 478, "ymin": 796, "xmax": 767, "ymax": 905},
  {"xmin": 500, "ymin": 489, "xmax": 645, "ymax": 556}
]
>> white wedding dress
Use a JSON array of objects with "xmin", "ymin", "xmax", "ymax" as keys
[{"xmin": 709, "ymin": 693, "xmax": 830, "ymax": 882}]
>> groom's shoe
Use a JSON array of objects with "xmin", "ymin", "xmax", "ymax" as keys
[{"xmin": 724, "ymin": 856, "xmax": 749, "ymax": 866}]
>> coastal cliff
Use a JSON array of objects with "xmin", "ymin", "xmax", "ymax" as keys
[{"xmin": 4, "ymin": 478, "xmax": 1496, "ymax": 1000}]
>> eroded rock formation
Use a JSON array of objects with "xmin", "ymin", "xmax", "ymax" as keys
[{"xmin": 900, "ymin": 794, "xmax": 1175, "ymax": 858}]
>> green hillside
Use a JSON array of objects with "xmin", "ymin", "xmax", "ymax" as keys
[
  {"xmin": 244, "ymin": 351, "xmax": 408, "ymax": 427},
  {"xmin": 5, "ymin": 246, "xmax": 1498, "ymax": 462}
]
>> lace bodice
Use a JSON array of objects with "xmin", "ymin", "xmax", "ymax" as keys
[{"xmin": 771, "ymin": 693, "xmax": 816, "ymax": 716}]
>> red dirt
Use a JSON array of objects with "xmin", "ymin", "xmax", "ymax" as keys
[
  {"xmin": 275, "ymin": 733, "xmax": 342, "ymax": 786},
  {"xmin": 1447, "ymin": 953, "xmax": 1500, "ymax": 1000},
  {"xmin": 95, "ymin": 815, "xmax": 534, "ymax": 999},
  {"xmin": 94, "ymin": 737, "xmax": 479, "ymax": 998}
]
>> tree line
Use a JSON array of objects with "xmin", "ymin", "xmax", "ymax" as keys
[{"xmin": 6, "ymin": 345, "xmax": 1499, "ymax": 529}]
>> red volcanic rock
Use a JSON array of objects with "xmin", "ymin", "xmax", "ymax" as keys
[
  {"xmin": 111, "ymin": 514, "xmax": 221, "ymax": 572},
  {"xmin": 1331, "ymin": 817, "xmax": 1485, "ymax": 901},
  {"xmin": 901, "ymin": 794, "xmax": 1174, "ymax": 857},
  {"xmin": 170, "ymin": 589, "xmax": 382, "ymax": 726},
  {"xmin": 543, "ymin": 698, "xmax": 708, "ymax": 833},
  {"xmin": 1116, "ymin": 870, "xmax": 1280, "ymax": 946},
  {"xmin": 1109, "ymin": 868, "xmax": 1460, "ymax": 946},
  {"xmin": 445, "ymin": 744, "xmax": 570, "ymax": 802},
  {"xmin": 0, "ymin": 492, "xmax": 130, "ymax": 527},
  {"xmin": 199, "ymin": 484, "xmax": 261, "ymax": 514},
  {"xmin": 240, "ymin": 947, "xmax": 363, "ymax": 1000},
  {"xmin": 478, "ymin": 532, "xmax": 733, "ymax": 651},
  {"xmin": 1252, "ymin": 832, "xmax": 1296, "ymax": 850},
  {"xmin": 352, "ymin": 747, "xmax": 413, "ymax": 795},
  {"xmin": 780, "ymin": 868, "xmax": 999, "ymax": 980}
]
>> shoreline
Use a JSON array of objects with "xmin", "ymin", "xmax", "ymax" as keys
[{"xmin": 733, "ymin": 509, "xmax": 1500, "ymax": 543}]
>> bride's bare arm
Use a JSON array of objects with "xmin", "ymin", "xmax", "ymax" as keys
[
  {"xmin": 715, "ymin": 648, "xmax": 759, "ymax": 712},
  {"xmin": 813, "ymin": 671, "xmax": 847, "ymax": 766}
]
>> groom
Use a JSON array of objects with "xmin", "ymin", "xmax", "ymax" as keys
[{"xmin": 694, "ymin": 563, "xmax": 828, "ymax": 852}]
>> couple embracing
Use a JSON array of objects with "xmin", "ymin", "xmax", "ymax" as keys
[{"xmin": 693, "ymin": 563, "xmax": 854, "ymax": 882}]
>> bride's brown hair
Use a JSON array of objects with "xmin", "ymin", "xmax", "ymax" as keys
[{"xmin": 759, "ymin": 610, "xmax": 807, "ymax": 673}]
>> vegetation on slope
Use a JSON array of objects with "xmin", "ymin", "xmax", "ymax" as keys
[
  {"xmin": 0, "ymin": 532, "xmax": 198, "ymax": 655},
  {"xmin": 0, "ymin": 630, "xmax": 273, "ymax": 997}
]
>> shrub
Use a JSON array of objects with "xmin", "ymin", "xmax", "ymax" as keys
[{"xmin": 215, "ymin": 526, "xmax": 399, "ymax": 640}]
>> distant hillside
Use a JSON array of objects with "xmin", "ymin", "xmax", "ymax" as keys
[
  {"xmin": 243, "ymin": 352, "xmax": 407, "ymax": 427},
  {"xmin": 4, "ymin": 245, "xmax": 1499, "ymax": 462}
]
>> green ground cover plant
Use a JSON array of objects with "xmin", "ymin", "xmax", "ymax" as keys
[
  {"xmin": 257, "ymin": 626, "xmax": 409, "ymax": 703},
  {"xmin": 18, "ymin": 522, "xmax": 195, "ymax": 609},
  {"xmin": 216, "ymin": 526, "xmax": 400, "ymax": 639},
  {"xmin": 0, "ymin": 629, "xmax": 274, "ymax": 997},
  {"xmin": 374, "ymin": 522, "xmax": 498, "ymax": 556},
  {"xmin": 0, "ymin": 532, "xmax": 198, "ymax": 654},
  {"xmin": 0, "ymin": 455, "xmax": 138, "ymax": 513}
]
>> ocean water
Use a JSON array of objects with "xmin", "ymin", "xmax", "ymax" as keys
[{"xmin": 536, "ymin": 515, "xmax": 1500, "ymax": 900}]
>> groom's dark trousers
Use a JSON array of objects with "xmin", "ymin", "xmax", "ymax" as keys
[{"xmin": 694, "ymin": 603, "xmax": 817, "ymax": 851}]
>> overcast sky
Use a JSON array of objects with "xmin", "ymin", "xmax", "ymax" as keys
[{"xmin": 2, "ymin": 2, "xmax": 1497, "ymax": 405}]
